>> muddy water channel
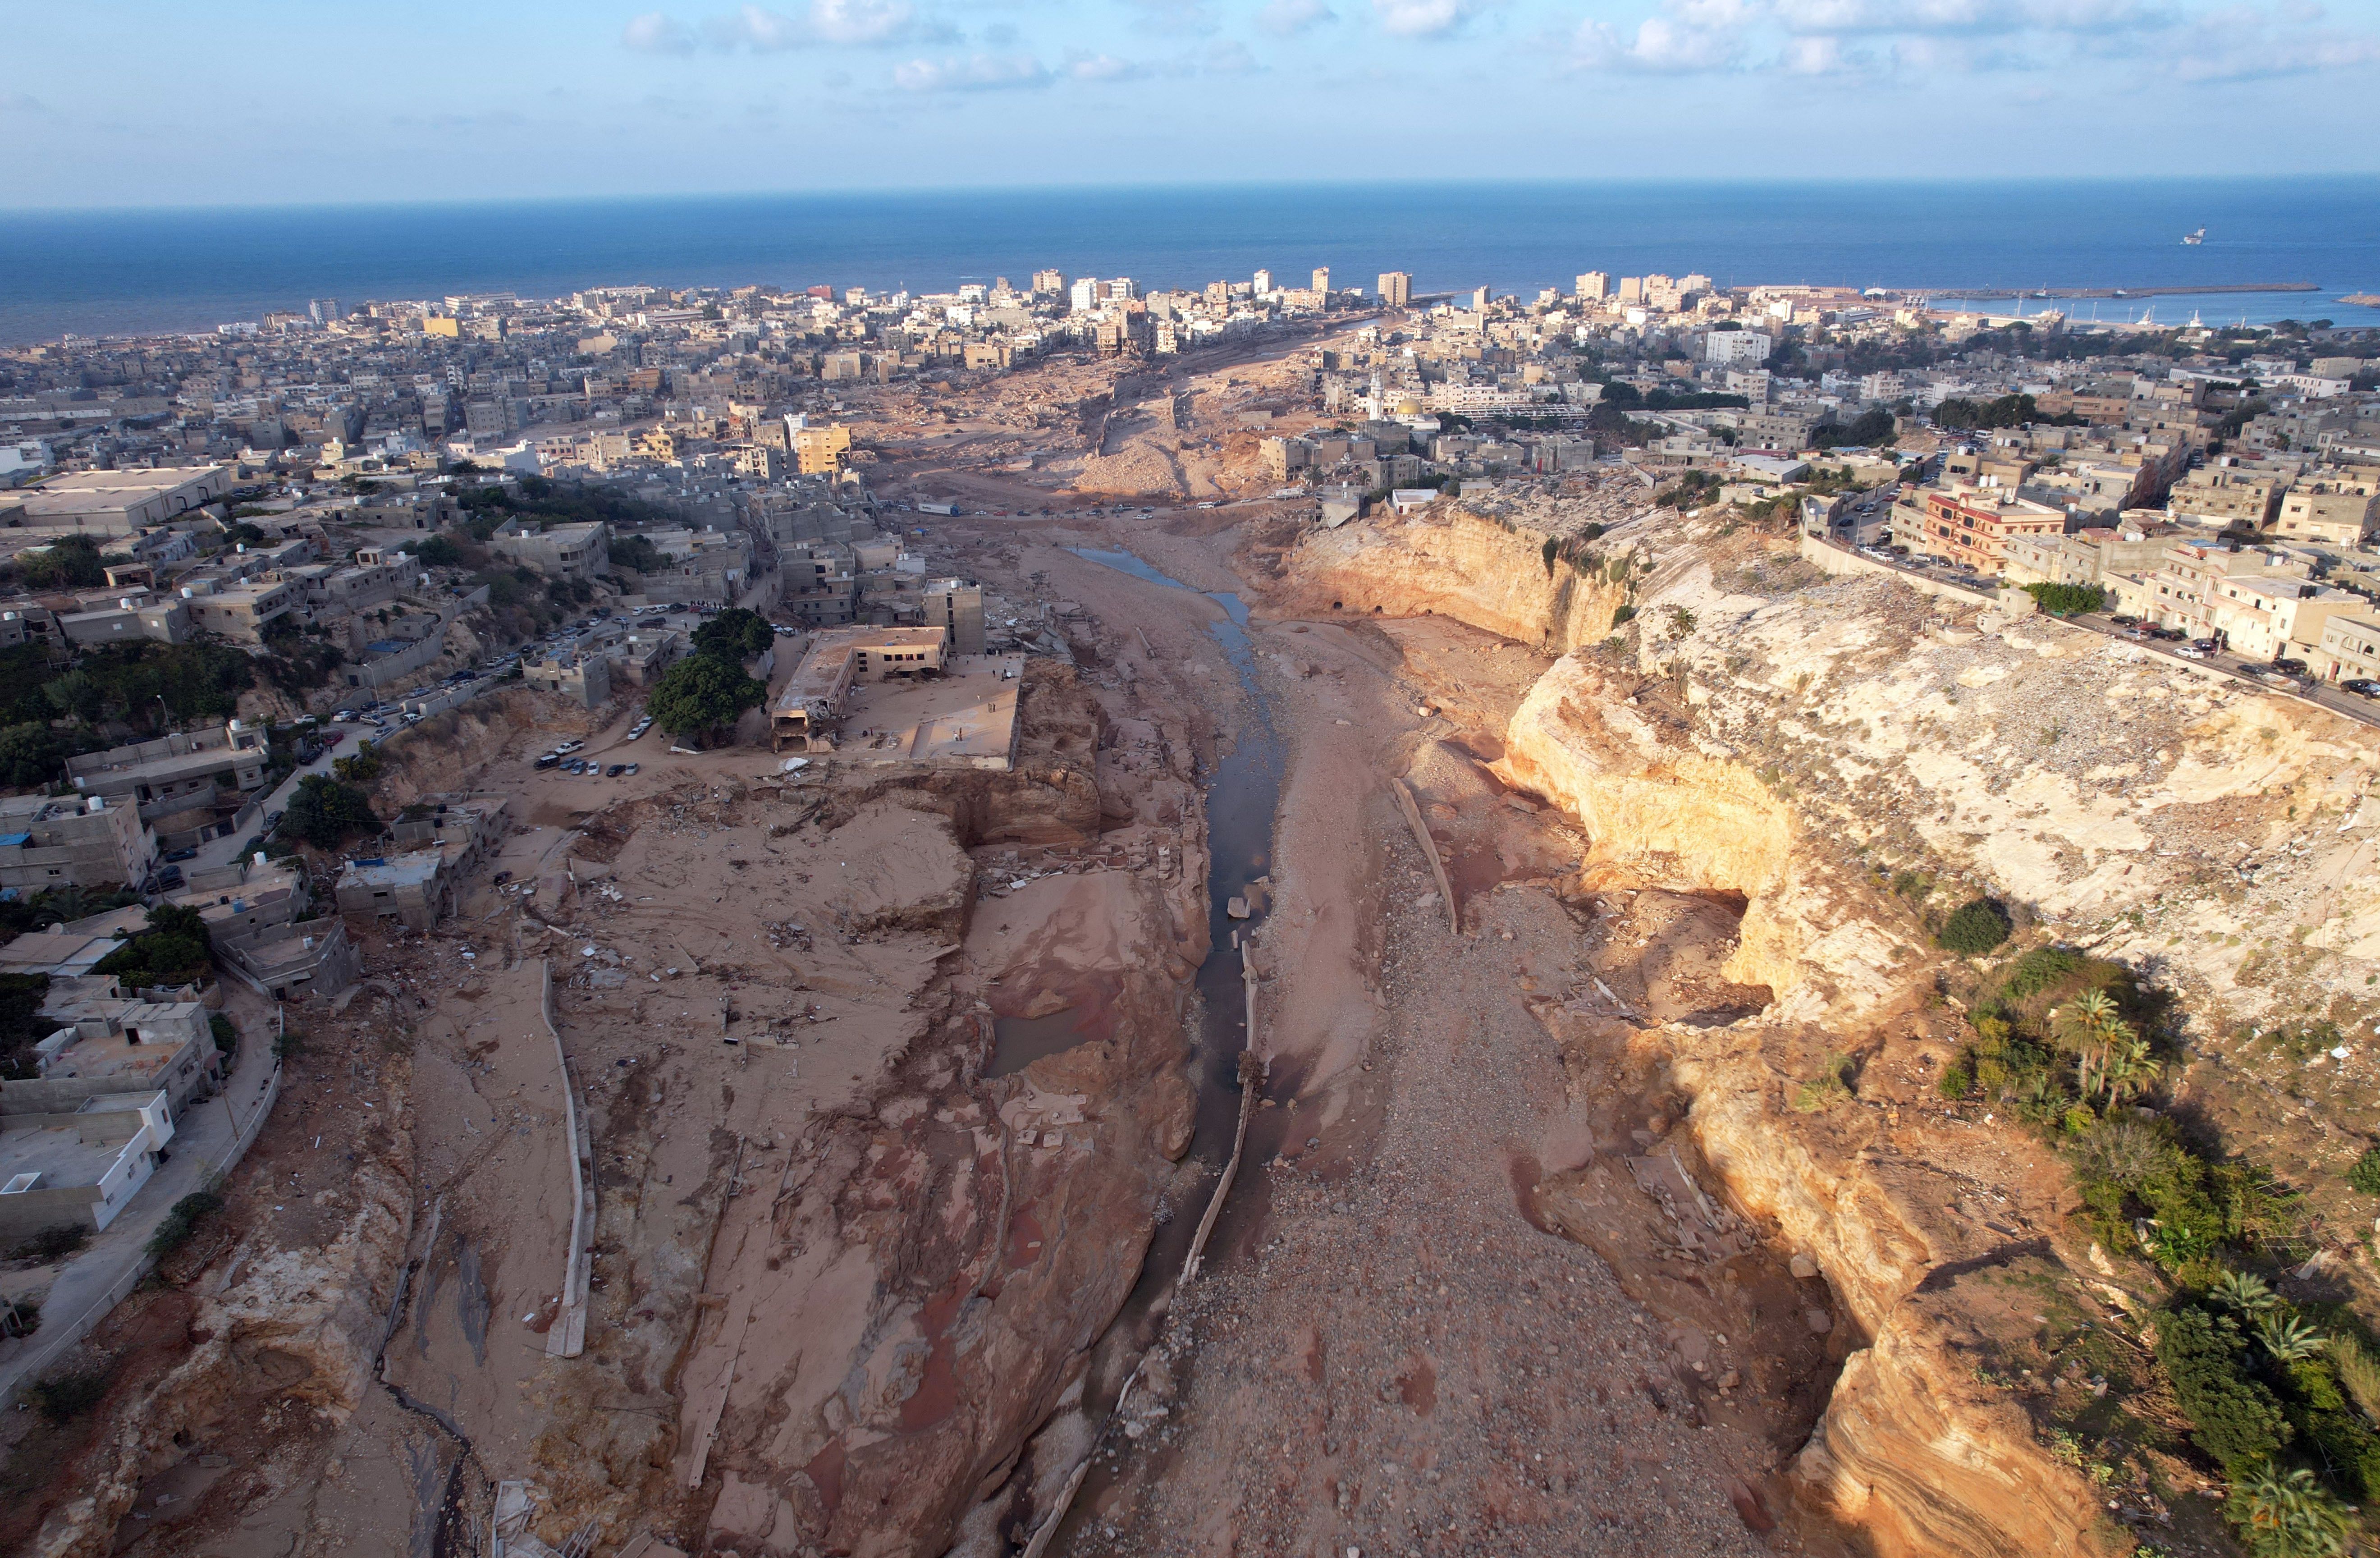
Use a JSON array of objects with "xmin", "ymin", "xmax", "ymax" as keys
[{"xmin": 1052, "ymin": 549, "xmax": 1285, "ymax": 1188}]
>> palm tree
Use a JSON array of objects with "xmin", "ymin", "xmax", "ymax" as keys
[
  {"xmin": 2257, "ymin": 1312, "xmax": 2327, "ymax": 1364},
  {"xmin": 2214, "ymin": 1270, "xmax": 2280, "ymax": 1316},
  {"xmin": 2229, "ymin": 1462, "xmax": 2352, "ymax": 1558}
]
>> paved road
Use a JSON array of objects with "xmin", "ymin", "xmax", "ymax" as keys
[
  {"xmin": 0, "ymin": 1018, "xmax": 281, "ymax": 1405},
  {"xmin": 2061, "ymin": 611, "xmax": 2380, "ymax": 731}
]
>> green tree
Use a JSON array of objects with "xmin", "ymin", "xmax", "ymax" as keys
[
  {"xmin": 2229, "ymin": 1462, "xmax": 2353, "ymax": 1558},
  {"xmin": 608, "ymin": 534, "xmax": 664, "ymax": 573},
  {"xmin": 2159, "ymin": 1305, "xmax": 2290, "ymax": 1473},
  {"xmin": 691, "ymin": 607, "xmax": 775, "ymax": 662},
  {"xmin": 2022, "ymin": 582, "xmax": 2107, "ymax": 616},
  {"xmin": 282, "ymin": 774, "xmax": 380, "ymax": 849},
  {"xmin": 91, "ymin": 904, "xmax": 212, "ymax": 988},
  {"xmin": 645, "ymin": 653, "xmax": 765, "ymax": 747},
  {"xmin": 0, "ymin": 721, "xmax": 64, "ymax": 788},
  {"xmin": 411, "ymin": 533, "xmax": 463, "ymax": 567},
  {"xmin": 1936, "ymin": 898, "xmax": 2011, "ymax": 955},
  {"xmin": 0, "ymin": 971, "xmax": 55, "ymax": 1080},
  {"xmin": 19, "ymin": 537, "xmax": 106, "ymax": 590}
]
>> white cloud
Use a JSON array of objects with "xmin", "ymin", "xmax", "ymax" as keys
[
  {"xmin": 700, "ymin": 0, "xmax": 945, "ymax": 50},
  {"xmin": 893, "ymin": 52, "xmax": 1054, "ymax": 89},
  {"xmin": 1124, "ymin": 0, "xmax": 1221, "ymax": 34},
  {"xmin": 1567, "ymin": 0, "xmax": 2369, "ymax": 76},
  {"xmin": 1205, "ymin": 37, "xmax": 1265, "ymax": 69},
  {"xmin": 622, "ymin": 11, "xmax": 698, "ymax": 52},
  {"xmin": 1067, "ymin": 51, "xmax": 1150, "ymax": 78},
  {"xmin": 810, "ymin": 0, "xmax": 928, "ymax": 43},
  {"xmin": 2163, "ymin": 3, "xmax": 2380, "ymax": 77},
  {"xmin": 1257, "ymin": 0, "xmax": 1338, "ymax": 34},
  {"xmin": 1574, "ymin": 0, "xmax": 1758, "ymax": 68},
  {"xmin": 1372, "ymin": 0, "xmax": 1484, "ymax": 37}
]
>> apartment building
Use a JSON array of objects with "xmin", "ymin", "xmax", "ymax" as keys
[
  {"xmin": 2310, "ymin": 613, "xmax": 2380, "ymax": 685},
  {"xmin": 2273, "ymin": 480, "xmax": 2377, "ymax": 546},
  {"xmin": 2168, "ymin": 465, "xmax": 2282, "ymax": 528},
  {"xmin": 1378, "ymin": 273, "xmax": 1413, "ymax": 308},
  {"xmin": 490, "ymin": 518, "xmax": 608, "ymax": 582},
  {"xmin": 65, "ymin": 719, "xmax": 269, "ymax": 847},
  {"xmin": 1908, "ymin": 486, "xmax": 2068, "ymax": 574},
  {"xmin": 0, "ymin": 793, "xmax": 156, "ymax": 892}
]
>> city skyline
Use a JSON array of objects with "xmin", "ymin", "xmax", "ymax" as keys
[{"xmin": 5, "ymin": 0, "xmax": 2379, "ymax": 209}]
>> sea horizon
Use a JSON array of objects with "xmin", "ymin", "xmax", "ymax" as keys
[{"xmin": 5, "ymin": 175, "xmax": 2376, "ymax": 345}]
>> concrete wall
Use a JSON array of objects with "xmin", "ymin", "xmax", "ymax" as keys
[{"xmin": 1796, "ymin": 530, "xmax": 2037, "ymax": 616}]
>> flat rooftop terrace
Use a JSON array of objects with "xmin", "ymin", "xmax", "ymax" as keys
[
  {"xmin": 0, "ymin": 1123, "xmax": 119, "ymax": 1189},
  {"xmin": 836, "ymin": 654, "xmax": 1025, "ymax": 770}
]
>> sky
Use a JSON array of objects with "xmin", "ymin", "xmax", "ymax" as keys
[{"xmin": 5, "ymin": 0, "xmax": 2378, "ymax": 207}]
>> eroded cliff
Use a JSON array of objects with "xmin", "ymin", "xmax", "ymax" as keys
[{"xmin": 1280, "ymin": 496, "xmax": 2380, "ymax": 1558}]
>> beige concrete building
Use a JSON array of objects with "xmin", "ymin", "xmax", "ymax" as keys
[
  {"xmin": 2311, "ymin": 612, "xmax": 2380, "ymax": 685},
  {"xmin": 2167, "ymin": 466, "xmax": 2282, "ymax": 528},
  {"xmin": 490, "ymin": 518, "xmax": 608, "ymax": 582},
  {"xmin": 0, "ymin": 794, "xmax": 156, "ymax": 891},
  {"xmin": 2273, "ymin": 481, "xmax": 2377, "ymax": 546},
  {"xmin": 772, "ymin": 625, "xmax": 949, "ymax": 751},
  {"xmin": 14, "ymin": 467, "xmax": 229, "ymax": 536}
]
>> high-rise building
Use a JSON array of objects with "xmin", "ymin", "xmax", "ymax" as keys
[
  {"xmin": 1311, "ymin": 267, "xmax": 1331, "ymax": 294},
  {"xmin": 1034, "ymin": 269, "xmax": 1066, "ymax": 297},
  {"xmin": 1469, "ymin": 285, "xmax": 1491, "ymax": 310},
  {"xmin": 1618, "ymin": 276, "xmax": 1645, "ymax": 304},
  {"xmin": 1253, "ymin": 268, "xmax": 1273, "ymax": 294},
  {"xmin": 1576, "ymin": 272, "xmax": 1608, "ymax": 301},
  {"xmin": 1378, "ymin": 271, "xmax": 1412, "ymax": 308},
  {"xmin": 1070, "ymin": 277, "xmax": 1099, "ymax": 312},
  {"xmin": 1104, "ymin": 277, "xmax": 1138, "ymax": 301},
  {"xmin": 309, "ymin": 298, "xmax": 341, "ymax": 325}
]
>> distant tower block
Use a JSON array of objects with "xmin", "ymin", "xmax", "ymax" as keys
[
  {"xmin": 1377, "ymin": 271, "xmax": 1412, "ymax": 308},
  {"xmin": 1576, "ymin": 271, "xmax": 1609, "ymax": 301},
  {"xmin": 1311, "ymin": 267, "xmax": 1331, "ymax": 295}
]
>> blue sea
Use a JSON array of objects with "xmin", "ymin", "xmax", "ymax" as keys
[{"xmin": 3, "ymin": 179, "xmax": 2375, "ymax": 345}]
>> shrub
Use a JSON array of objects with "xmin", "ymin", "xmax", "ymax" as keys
[
  {"xmin": 1792, "ymin": 1052, "xmax": 1855, "ymax": 1112},
  {"xmin": 145, "ymin": 1190, "xmax": 223, "ymax": 1260},
  {"xmin": 2022, "ymin": 582, "xmax": 2107, "ymax": 616},
  {"xmin": 1936, "ymin": 898, "xmax": 2012, "ymax": 955},
  {"xmin": 2229, "ymin": 1462, "xmax": 2355, "ymax": 1557},
  {"xmin": 283, "ymin": 774, "xmax": 379, "ymax": 849},
  {"xmin": 26, "ymin": 1367, "xmax": 111, "ymax": 1425},
  {"xmin": 1608, "ymin": 604, "xmax": 1636, "ymax": 627},
  {"xmin": 5, "ymin": 1223, "xmax": 88, "ymax": 1264},
  {"xmin": 331, "ymin": 742, "xmax": 382, "ymax": 785},
  {"xmin": 2347, "ymin": 1147, "xmax": 2380, "ymax": 1197},
  {"xmin": 1937, "ymin": 1058, "xmax": 1973, "ymax": 1100},
  {"xmin": 2000, "ymin": 946, "xmax": 2083, "ymax": 999},
  {"xmin": 2158, "ymin": 1305, "xmax": 2290, "ymax": 1473},
  {"xmin": 91, "ymin": 904, "xmax": 212, "ymax": 988},
  {"xmin": 209, "ymin": 1013, "xmax": 238, "ymax": 1056}
]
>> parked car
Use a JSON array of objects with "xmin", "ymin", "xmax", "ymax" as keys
[
  {"xmin": 606, "ymin": 763, "xmax": 627, "ymax": 778},
  {"xmin": 2344, "ymin": 679, "xmax": 2380, "ymax": 699},
  {"xmin": 155, "ymin": 865, "xmax": 184, "ymax": 891},
  {"xmin": 265, "ymin": 810, "xmax": 284, "ymax": 830},
  {"xmin": 2190, "ymin": 638, "xmax": 2220, "ymax": 654},
  {"xmin": 2110, "ymin": 614, "xmax": 2141, "ymax": 628},
  {"xmin": 163, "ymin": 847, "xmax": 198, "ymax": 862},
  {"xmin": 2175, "ymin": 644, "xmax": 2209, "ymax": 659},
  {"xmin": 536, "ymin": 753, "xmax": 561, "ymax": 770},
  {"xmin": 2274, "ymin": 658, "xmax": 2310, "ymax": 675},
  {"xmin": 623, "ymin": 763, "xmax": 638, "ymax": 776}
]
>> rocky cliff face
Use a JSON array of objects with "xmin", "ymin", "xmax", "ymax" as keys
[
  {"xmin": 31, "ymin": 1070, "xmax": 417, "ymax": 1558},
  {"xmin": 1275, "ymin": 503, "xmax": 1637, "ymax": 654},
  {"xmin": 1283, "ymin": 501, "xmax": 2380, "ymax": 1558}
]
